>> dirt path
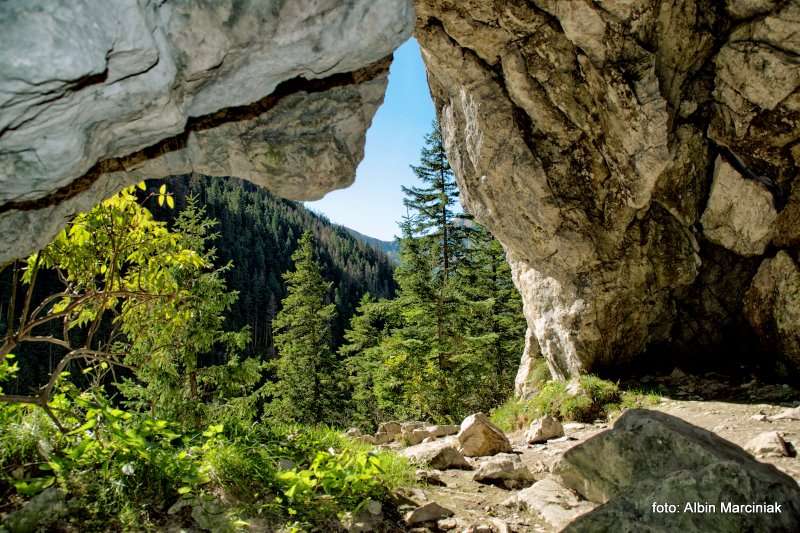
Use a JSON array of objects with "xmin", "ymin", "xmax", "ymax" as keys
[{"xmin": 407, "ymin": 392, "xmax": 800, "ymax": 532}]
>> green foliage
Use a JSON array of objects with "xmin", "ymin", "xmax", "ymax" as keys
[
  {"xmin": 491, "ymin": 376, "xmax": 662, "ymax": 430},
  {"xmin": 111, "ymin": 194, "xmax": 262, "ymax": 428},
  {"xmin": 0, "ymin": 392, "xmax": 413, "ymax": 531},
  {"xmin": 489, "ymin": 397, "xmax": 539, "ymax": 432},
  {"xmin": 267, "ymin": 231, "xmax": 344, "ymax": 426}
]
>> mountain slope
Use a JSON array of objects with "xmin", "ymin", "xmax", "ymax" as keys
[
  {"xmin": 150, "ymin": 175, "xmax": 397, "ymax": 356},
  {"xmin": 342, "ymin": 227, "xmax": 400, "ymax": 264}
]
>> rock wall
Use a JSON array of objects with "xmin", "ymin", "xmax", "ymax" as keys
[
  {"xmin": 0, "ymin": 0, "xmax": 414, "ymax": 263},
  {"xmin": 416, "ymin": 0, "xmax": 800, "ymax": 381},
  {"xmin": 2, "ymin": 0, "xmax": 799, "ymax": 383}
]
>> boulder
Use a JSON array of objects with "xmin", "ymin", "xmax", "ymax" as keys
[
  {"xmin": 700, "ymin": 156, "xmax": 777, "ymax": 256},
  {"xmin": 457, "ymin": 413, "xmax": 512, "ymax": 457},
  {"xmin": 404, "ymin": 502, "xmax": 454, "ymax": 525},
  {"xmin": 377, "ymin": 421, "xmax": 402, "ymax": 438},
  {"xmin": 345, "ymin": 427, "xmax": 361, "ymax": 437},
  {"xmin": 770, "ymin": 405, "xmax": 800, "ymax": 421},
  {"xmin": 402, "ymin": 428, "xmax": 432, "ymax": 446},
  {"xmin": 472, "ymin": 453, "xmax": 535, "ymax": 489},
  {"xmin": 401, "ymin": 438, "xmax": 471, "ymax": 470},
  {"xmin": 425, "ymin": 425, "xmax": 460, "ymax": 438},
  {"xmin": 525, "ymin": 416, "xmax": 564, "ymax": 444},
  {"xmin": 373, "ymin": 432, "xmax": 395, "ymax": 445},
  {"xmin": 553, "ymin": 409, "xmax": 800, "ymax": 531},
  {"xmin": 744, "ymin": 431, "xmax": 790, "ymax": 458},
  {"xmin": 503, "ymin": 476, "xmax": 595, "ymax": 530},
  {"xmin": 2, "ymin": 487, "xmax": 67, "ymax": 533}
]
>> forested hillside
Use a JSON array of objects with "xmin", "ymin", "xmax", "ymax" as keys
[{"xmin": 147, "ymin": 175, "xmax": 397, "ymax": 357}]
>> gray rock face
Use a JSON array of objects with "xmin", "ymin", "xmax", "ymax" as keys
[
  {"xmin": 0, "ymin": 0, "xmax": 414, "ymax": 262},
  {"xmin": 701, "ymin": 156, "xmax": 778, "ymax": 256},
  {"xmin": 744, "ymin": 252, "xmax": 800, "ymax": 370},
  {"xmin": 416, "ymin": 0, "xmax": 800, "ymax": 377},
  {"xmin": 554, "ymin": 409, "xmax": 800, "ymax": 532}
]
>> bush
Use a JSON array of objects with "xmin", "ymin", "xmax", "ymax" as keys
[
  {"xmin": 491, "ymin": 375, "xmax": 661, "ymax": 429},
  {"xmin": 0, "ymin": 399, "xmax": 414, "ymax": 532}
]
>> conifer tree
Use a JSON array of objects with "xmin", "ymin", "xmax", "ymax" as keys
[{"xmin": 268, "ymin": 231, "xmax": 341, "ymax": 425}]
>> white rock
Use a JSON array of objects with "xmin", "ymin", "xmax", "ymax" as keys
[
  {"xmin": 700, "ymin": 156, "xmax": 777, "ymax": 256},
  {"xmin": 472, "ymin": 453, "xmax": 535, "ymax": 488},
  {"xmin": 744, "ymin": 431, "xmax": 790, "ymax": 458},
  {"xmin": 457, "ymin": 413, "xmax": 513, "ymax": 457}
]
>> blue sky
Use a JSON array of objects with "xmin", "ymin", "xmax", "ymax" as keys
[{"xmin": 305, "ymin": 39, "xmax": 435, "ymax": 241}]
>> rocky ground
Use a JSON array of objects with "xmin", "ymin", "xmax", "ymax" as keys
[{"xmin": 366, "ymin": 374, "xmax": 800, "ymax": 532}]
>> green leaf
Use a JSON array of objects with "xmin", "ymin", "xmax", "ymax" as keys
[
  {"xmin": 159, "ymin": 184, "xmax": 166, "ymax": 195},
  {"xmin": 158, "ymin": 194, "xmax": 165, "ymax": 207},
  {"xmin": 166, "ymin": 195, "xmax": 175, "ymax": 209},
  {"xmin": 178, "ymin": 486, "xmax": 192, "ymax": 495}
]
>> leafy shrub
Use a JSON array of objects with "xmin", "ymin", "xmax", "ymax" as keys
[{"xmin": 0, "ymin": 396, "xmax": 413, "ymax": 531}]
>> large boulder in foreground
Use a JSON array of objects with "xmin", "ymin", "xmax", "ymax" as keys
[
  {"xmin": 555, "ymin": 410, "xmax": 800, "ymax": 532},
  {"xmin": 457, "ymin": 413, "xmax": 512, "ymax": 457}
]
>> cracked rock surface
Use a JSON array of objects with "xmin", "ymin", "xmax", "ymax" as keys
[
  {"xmin": 416, "ymin": 0, "xmax": 800, "ymax": 380},
  {"xmin": 1, "ymin": 0, "xmax": 800, "ymax": 381}
]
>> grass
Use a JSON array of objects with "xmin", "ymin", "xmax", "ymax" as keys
[{"xmin": 490, "ymin": 375, "xmax": 662, "ymax": 430}]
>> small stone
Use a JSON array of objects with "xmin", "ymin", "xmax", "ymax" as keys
[
  {"xmin": 345, "ymin": 427, "xmax": 362, "ymax": 437},
  {"xmin": 404, "ymin": 502, "xmax": 454, "ymax": 525},
  {"xmin": 423, "ymin": 437, "xmax": 436, "ymax": 443},
  {"xmin": 426, "ymin": 424, "xmax": 460, "ymax": 438},
  {"xmin": 750, "ymin": 414, "xmax": 768, "ymax": 422},
  {"xmin": 526, "ymin": 416, "xmax": 565, "ymax": 444},
  {"xmin": 416, "ymin": 469, "xmax": 446, "ymax": 486},
  {"xmin": 374, "ymin": 431, "xmax": 394, "ymax": 445},
  {"xmin": 770, "ymin": 406, "xmax": 800, "ymax": 421},
  {"xmin": 563, "ymin": 422, "xmax": 586, "ymax": 431},
  {"xmin": 437, "ymin": 517, "xmax": 458, "ymax": 530},
  {"xmin": 744, "ymin": 431, "xmax": 790, "ymax": 458}
]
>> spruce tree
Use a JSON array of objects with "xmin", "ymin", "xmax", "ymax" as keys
[
  {"xmin": 268, "ymin": 231, "xmax": 341, "ymax": 425},
  {"xmin": 455, "ymin": 225, "xmax": 526, "ymax": 411},
  {"xmin": 403, "ymin": 119, "xmax": 470, "ymax": 280}
]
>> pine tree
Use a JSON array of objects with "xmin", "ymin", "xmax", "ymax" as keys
[{"xmin": 268, "ymin": 231, "xmax": 341, "ymax": 425}]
